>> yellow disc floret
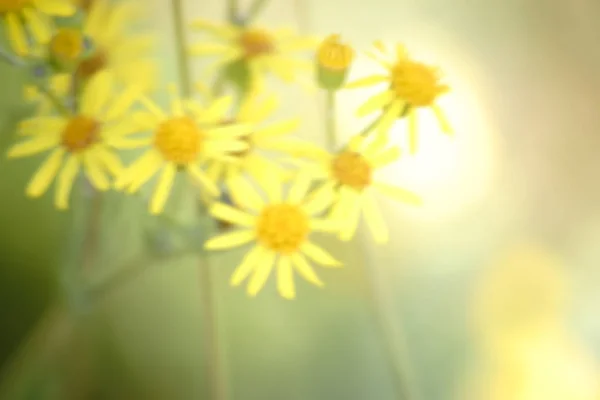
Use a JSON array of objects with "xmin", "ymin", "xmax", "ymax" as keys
[
  {"xmin": 317, "ymin": 34, "xmax": 353, "ymax": 71},
  {"xmin": 239, "ymin": 29, "xmax": 275, "ymax": 59},
  {"xmin": 154, "ymin": 116, "xmax": 202, "ymax": 165},
  {"xmin": 61, "ymin": 116, "xmax": 100, "ymax": 153},
  {"xmin": 390, "ymin": 60, "xmax": 449, "ymax": 107},
  {"xmin": 331, "ymin": 151, "xmax": 372, "ymax": 190},
  {"xmin": 50, "ymin": 28, "xmax": 84, "ymax": 63},
  {"xmin": 256, "ymin": 204, "xmax": 309, "ymax": 253},
  {"xmin": 0, "ymin": 0, "xmax": 29, "ymax": 12}
]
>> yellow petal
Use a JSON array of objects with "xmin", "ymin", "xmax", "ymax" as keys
[
  {"xmin": 33, "ymin": 0, "xmax": 76, "ymax": 16},
  {"xmin": 139, "ymin": 95, "xmax": 166, "ymax": 120},
  {"xmin": 336, "ymin": 189, "xmax": 361, "ymax": 241},
  {"xmin": 206, "ymin": 123, "xmax": 252, "ymax": 139},
  {"xmin": 7, "ymin": 135, "xmax": 60, "ymax": 158},
  {"xmin": 83, "ymin": 0, "xmax": 109, "ymax": 37},
  {"xmin": 258, "ymin": 170, "xmax": 282, "ymax": 203},
  {"xmin": 226, "ymin": 174, "xmax": 264, "ymax": 211},
  {"xmin": 309, "ymin": 218, "xmax": 340, "ymax": 233},
  {"xmin": 373, "ymin": 181, "xmax": 422, "ymax": 205},
  {"xmin": 254, "ymin": 118, "xmax": 300, "ymax": 140},
  {"xmin": 189, "ymin": 19, "xmax": 239, "ymax": 39},
  {"xmin": 361, "ymin": 192, "xmax": 388, "ymax": 243},
  {"xmin": 395, "ymin": 43, "xmax": 408, "ymax": 60},
  {"xmin": 287, "ymin": 170, "xmax": 312, "ymax": 204},
  {"xmin": 80, "ymin": 70, "xmax": 114, "ymax": 117},
  {"xmin": 26, "ymin": 148, "xmax": 64, "ymax": 198},
  {"xmin": 300, "ymin": 241, "xmax": 341, "ymax": 267},
  {"xmin": 188, "ymin": 42, "xmax": 231, "ymax": 56},
  {"xmin": 209, "ymin": 202, "xmax": 256, "ymax": 227},
  {"xmin": 54, "ymin": 154, "xmax": 79, "ymax": 210},
  {"xmin": 375, "ymin": 99, "xmax": 404, "ymax": 136},
  {"xmin": 149, "ymin": 164, "xmax": 176, "ymax": 214},
  {"xmin": 345, "ymin": 75, "xmax": 388, "ymax": 89},
  {"xmin": 167, "ymin": 83, "xmax": 184, "ymax": 116},
  {"xmin": 22, "ymin": 8, "xmax": 51, "ymax": 44},
  {"xmin": 230, "ymin": 245, "xmax": 265, "ymax": 286},
  {"xmin": 83, "ymin": 151, "xmax": 109, "ymax": 191},
  {"xmin": 290, "ymin": 253, "xmax": 324, "ymax": 287},
  {"xmin": 95, "ymin": 148, "xmax": 123, "ymax": 177},
  {"xmin": 115, "ymin": 149, "xmax": 161, "ymax": 191},
  {"xmin": 356, "ymin": 90, "xmax": 395, "ymax": 117},
  {"xmin": 432, "ymin": 104, "xmax": 453, "ymax": 135},
  {"xmin": 105, "ymin": 86, "xmax": 140, "ymax": 121},
  {"xmin": 302, "ymin": 182, "xmax": 336, "ymax": 215},
  {"xmin": 368, "ymin": 146, "xmax": 400, "ymax": 169},
  {"xmin": 247, "ymin": 252, "xmax": 276, "ymax": 296},
  {"xmin": 107, "ymin": 136, "xmax": 152, "ymax": 149},
  {"xmin": 363, "ymin": 131, "xmax": 389, "ymax": 159},
  {"xmin": 408, "ymin": 109, "xmax": 418, "ymax": 154},
  {"xmin": 204, "ymin": 230, "xmax": 256, "ymax": 250},
  {"xmin": 192, "ymin": 95, "xmax": 233, "ymax": 124},
  {"xmin": 5, "ymin": 12, "xmax": 28, "ymax": 56},
  {"xmin": 276, "ymin": 256, "xmax": 296, "ymax": 299},
  {"xmin": 188, "ymin": 164, "xmax": 220, "ymax": 197},
  {"xmin": 238, "ymin": 94, "xmax": 278, "ymax": 123}
]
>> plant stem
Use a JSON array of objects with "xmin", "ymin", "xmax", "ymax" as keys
[
  {"xmin": 245, "ymin": 0, "xmax": 270, "ymax": 24},
  {"xmin": 323, "ymin": 87, "xmax": 418, "ymax": 400},
  {"xmin": 227, "ymin": 0, "xmax": 239, "ymax": 23},
  {"xmin": 37, "ymin": 83, "xmax": 71, "ymax": 117},
  {"xmin": 172, "ymin": 0, "xmax": 192, "ymax": 98},
  {"xmin": 172, "ymin": 1, "xmax": 228, "ymax": 399}
]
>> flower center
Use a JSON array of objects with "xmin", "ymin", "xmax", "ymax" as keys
[
  {"xmin": 331, "ymin": 151, "xmax": 372, "ymax": 190},
  {"xmin": 256, "ymin": 204, "xmax": 309, "ymax": 253},
  {"xmin": 154, "ymin": 116, "xmax": 202, "ymax": 165},
  {"xmin": 390, "ymin": 60, "xmax": 448, "ymax": 107},
  {"xmin": 0, "ymin": 0, "xmax": 29, "ymax": 12},
  {"xmin": 50, "ymin": 28, "xmax": 84, "ymax": 63},
  {"xmin": 239, "ymin": 29, "xmax": 275, "ymax": 58},
  {"xmin": 76, "ymin": 49, "xmax": 108, "ymax": 80},
  {"xmin": 317, "ymin": 34, "xmax": 353, "ymax": 71},
  {"xmin": 62, "ymin": 116, "xmax": 101, "ymax": 153}
]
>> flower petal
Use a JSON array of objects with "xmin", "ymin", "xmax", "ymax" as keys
[
  {"xmin": 7, "ymin": 135, "xmax": 60, "ymax": 158},
  {"xmin": 247, "ymin": 251, "xmax": 276, "ymax": 296},
  {"xmin": 26, "ymin": 148, "xmax": 64, "ymax": 198},
  {"xmin": 277, "ymin": 256, "xmax": 296, "ymax": 299},
  {"xmin": 373, "ymin": 182, "xmax": 422, "ymax": 205},
  {"xmin": 83, "ymin": 151, "xmax": 110, "ymax": 191},
  {"xmin": 253, "ymin": 118, "xmax": 300, "ymax": 140},
  {"xmin": 22, "ymin": 8, "xmax": 51, "ymax": 43},
  {"xmin": 290, "ymin": 253, "xmax": 324, "ymax": 286},
  {"xmin": 188, "ymin": 164, "xmax": 220, "ymax": 197},
  {"xmin": 376, "ymin": 99, "xmax": 404, "ymax": 136},
  {"xmin": 356, "ymin": 90, "xmax": 395, "ymax": 117},
  {"xmin": 149, "ymin": 164, "xmax": 176, "ymax": 214},
  {"xmin": 300, "ymin": 241, "xmax": 342, "ymax": 267},
  {"xmin": 204, "ymin": 229, "xmax": 256, "ymax": 250},
  {"xmin": 5, "ymin": 12, "xmax": 28, "ymax": 56},
  {"xmin": 33, "ymin": 0, "xmax": 76, "ymax": 16},
  {"xmin": 432, "ymin": 104, "xmax": 453, "ymax": 135},
  {"xmin": 80, "ymin": 70, "xmax": 114, "ymax": 117},
  {"xmin": 226, "ymin": 173, "xmax": 264, "ymax": 211},
  {"xmin": 209, "ymin": 202, "xmax": 256, "ymax": 227},
  {"xmin": 361, "ymin": 192, "xmax": 388, "ymax": 244},
  {"xmin": 230, "ymin": 245, "xmax": 265, "ymax": 286},
  {"xmin": 54, "ymin": 154, "xmax": 79, "ymax": 210},
  {"xmin": 287, "ymin": 170, "xmax": 312, "ymax": 204},
  {"xmin": 345, "ymin": 75, "xmax": 388, "ymax": 89},
  {"xmin": 408, "ymin": 109, "xmax": 419, "ymax": 154}
]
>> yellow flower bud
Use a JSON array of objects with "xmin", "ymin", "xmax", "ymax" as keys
[{"xmin": 316, "ymin": 34, "xmax": 354, "ymax": 90}]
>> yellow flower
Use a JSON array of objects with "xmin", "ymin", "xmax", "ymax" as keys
[
  {"xmin": 7, "ymin": 71, "xmax": 137, "ymax": 209},
  {"xmin": 201, "ymin": 89, "xmax": 329, "ymax": 204},
  {"xmin": 23, "ymin": 72, "xmax": 72, "ymax": 115},
  {"xmin": 0, "ymin": 0, "xmax": 75, "ymax": 56},
  {"xmin": 189, "ymin": 19, "xmax": 319, "ymax": 92},
  {"xmin": 204, "ymin": 172, "xmax": 342, "ymax": 299},
  {"xmin": 114, "ymin": 85, "xmax": 252, "ymax": 215},
  {"xmin": 347, "ymin": 41, "xmax": 452, "ymax": 153},
  {"xmin": 304, "ymin": 133, "xmax": 421, "ymax": 243},
  {"xmin": 77, "ymin": 0, "xmax": 157, "ymax": 91}
]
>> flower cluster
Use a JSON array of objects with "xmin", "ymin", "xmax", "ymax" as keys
[{"xmin": 3, "ymin": 0, "xmax": 453, "ymax": 299}]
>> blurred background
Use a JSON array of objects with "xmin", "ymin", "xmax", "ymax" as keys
[{"xmin": 2, "ymin": 0, "xmax": 600, "ymax": 399}]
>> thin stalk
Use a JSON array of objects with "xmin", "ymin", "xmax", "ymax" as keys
[
  {"xmin": 245, "ymin": 0, "xmax": 270, "ymax": 24},
  {"xmin": 172, "ymin": 0, "xmax": 192, "ymax": 98},
  {"xmin": 324, "ymin": 91, "xmax": 418, "ymax": 400},
  {"xmin": 37, "ymin": 83, "xmax": 71, "ymax": 117},
  {"xmin": 172, "ymin": 1, "xmax": 228, "ymax": 399},
  {"xmin": 227, "ymin": 0, "xmax": 239, "ymax": 23}
]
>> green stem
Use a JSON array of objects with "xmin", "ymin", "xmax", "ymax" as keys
[
  {"xmin": 227, "ymin": 0, "xmax": 239, "ymax": 23},
  {"xmin": 172, "ymin": 0, "xmax": 192, "ymax": 98},
  {"xmin": 324, "ymin": 90, "xmax": 337, "ymax": 150},
  {"xmin": 244, "ymin": 0, "xmax": 270, "ymax": 24}
]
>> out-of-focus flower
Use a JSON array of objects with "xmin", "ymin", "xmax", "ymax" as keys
[
  {"xmin": 316, "ymin": 34, "xmax": 354, "ymax": 90},
  {"xmin": 202, "ymin": 90, "xmax": 329, "ymax": 202},
  {"xmin": 189, "ymin": 20, "xmax": 319, "ymax": 93},
  {"xmin": 7, "ymin": 71, "xmax": 137, "ymax": 209},
  {"xmin": 0, "ymin": 0, "xmax": 75, "ymax": 56},
  {"xmin": 115, "ymin": 85, "xmax": 252, "ymax": 215},
  {"xmin": 301, "ymin": 133, "xmax": 421, "ymax": 243},
  {"xmin": 48, "ymin": 26, "xmax": 85, "ymax": 68},
  {"xmin": 23, "ymin": 72, "xmax": 72, "ymax": 115},
  {"xmin": 471, "ymin": 243, "xmax": 570, "ymax": 345},
  {"xmin": 77, "ymin": 0, "xmax": 157, "ymax": 91},
  {"xmin": 204, "ymin": 172, "xmax": 341, "ymax": 299},
  {"xmin": 347, "ymin": 41, "xmax": 451, "ymax": 153}
]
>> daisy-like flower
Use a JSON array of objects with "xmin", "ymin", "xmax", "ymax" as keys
[
  {"xmin": 76, "ymin": 0, "xmax": 156, "ymax": 91},
  {"xmin": 304, "ymin": 132, "xmax": 422, "ymax": 243},
  {"xmin": 347, "ymin": 41, "xmax": 452, "ymax": 154},
  {"xmin": 189, "ymin": 19, "xmax": 319, "ymax": 92},
  {"xmin": 0, "ymin": 0, "xmax": 75, "ymax": 56},
  {"xmin": 7, "ymin": 71, "xmax": 138, "ymax": 209},
  {"xmin": 204, "ymin": 172, "xmax": 342, "ymax": 299},
  {"xmin": 114, "ymin": 86, "xmax": 252, "ymax": 215},
  {"xmin": 202, "ymin": 89, "xmax": 329, "ymax": 206}
]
